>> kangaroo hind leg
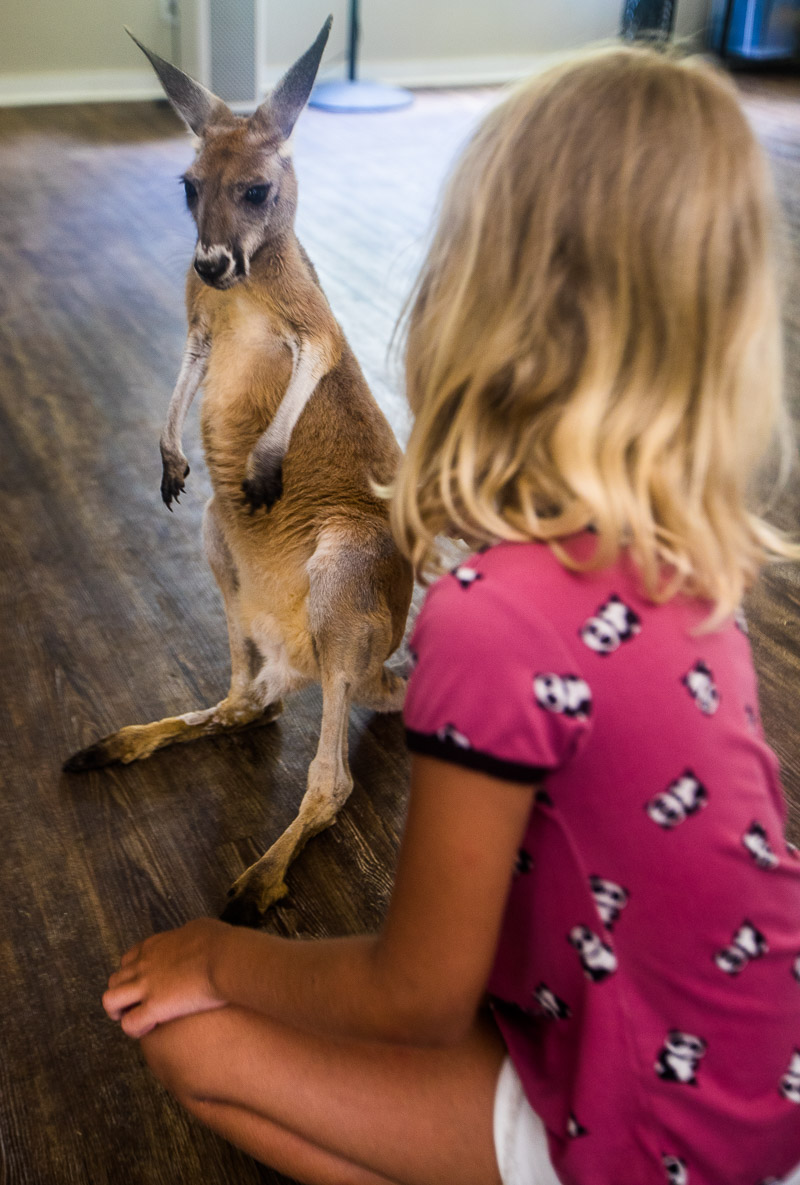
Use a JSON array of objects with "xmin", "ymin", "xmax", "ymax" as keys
[
  {"xmin": 222, "ymin": 525, "xmax": 391, "ymax": 923},
  {"xmin": 353, "ymin": 659, "xmax": 406, "ymax": 713},
  {"xmin": 353, "ymin": 535, "xmax": 412, "ymax": 714},
  {"xmin": 63, "ymin": 501, "xmax": 281, "ymax": 773}
]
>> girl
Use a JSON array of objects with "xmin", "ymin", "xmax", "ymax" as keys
[{"xmin": 103, "ymin": 48, "xmax": 800, "ymax": 1185}]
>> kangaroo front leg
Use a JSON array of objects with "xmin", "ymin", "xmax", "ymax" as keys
[
  {"xmin": 241, "ymin": 337, "xmax": 331, "ymax": 513},
  {"xmin": 222, "ymin": 670, "xmax": 353, "ymax": 925},
  {"xmin": 160, "ymin": 325, "xmax": 210, "ymax": 508}
]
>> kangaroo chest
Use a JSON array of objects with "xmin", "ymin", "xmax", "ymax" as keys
[{"xmin": 200, "ymin": 293, "xmax": 294, "ymax": 496}]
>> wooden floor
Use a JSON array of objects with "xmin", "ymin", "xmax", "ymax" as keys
[{"xmin": 0, "ymin": 75, "xmax": 798, "ymax": 1184}]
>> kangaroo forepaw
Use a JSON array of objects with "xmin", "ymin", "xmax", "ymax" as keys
[
  {"xmin": 161, "ymin": 455, "xmax": 190, "ymax": 509},
  {"xmin": 241, "ymin": 465, "xmax": 283, "ymax": 514}
]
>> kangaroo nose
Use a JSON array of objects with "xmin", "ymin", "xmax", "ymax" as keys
[{"xmin": 194, "ymin": 253, "xmax": 230, "ymax": 282}]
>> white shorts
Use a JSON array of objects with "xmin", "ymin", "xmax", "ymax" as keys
[
  {"xmin": 493, "ymin": 1058, "xmax": 562, "ymax": 1185},
  {"xmin": 492, "ymin": 1057, "xmax": 800, "ymax": 1185}
]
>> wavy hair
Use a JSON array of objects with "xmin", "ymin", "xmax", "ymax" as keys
[{"xmin": 391, "ymin": 47, "xmax": 797, "ymax": 625}]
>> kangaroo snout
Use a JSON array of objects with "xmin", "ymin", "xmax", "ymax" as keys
[{"xmin": 193, "ymin": 245, "xmax": 235, "ymax": 288}]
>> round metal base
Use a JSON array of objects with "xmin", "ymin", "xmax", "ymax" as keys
[{"xmin": 309, "ymin": 79, "xmax": 414, "ymax": 113}]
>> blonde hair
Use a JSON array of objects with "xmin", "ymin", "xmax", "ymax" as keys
[{"xmin": 392, "ymin": 47, "xmax": 798, "ymax": 626}]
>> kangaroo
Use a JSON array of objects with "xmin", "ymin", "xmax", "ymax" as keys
[{"xmin": 64, "ymin": 18, "xmax": 414, "ymax": 926}]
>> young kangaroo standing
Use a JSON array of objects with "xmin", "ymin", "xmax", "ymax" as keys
[{"xmin": 64, "ymin": 19, "xmax": 413, "ymax": 925}]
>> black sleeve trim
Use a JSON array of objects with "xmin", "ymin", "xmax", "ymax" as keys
[{"xmin": 405, "ymin": 729, "xmax": 547, "ymax": 785}]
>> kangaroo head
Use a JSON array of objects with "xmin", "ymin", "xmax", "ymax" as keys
[{"xmin": 128, "ymin": 17, "xmax": 331, "ymax": 289}]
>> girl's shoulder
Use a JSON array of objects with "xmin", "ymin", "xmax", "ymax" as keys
[
  {"xmin": 409, "ymin": 537, "xmax": 607, "ymax": 693},
  {"xmin": 405, "ymin": 540, "xmax": 597, "ymax": 782},
  {"xmin": 423, "ymin": 537, "xmax": 640, "ymax": 627},
  {"xmin": 405, "ymin": 538, "xmax": 755, "ymax": 782},
  {"xmin": 418, "ymin": 540, "xmax": 565, "ymax": 637},
  {"xmin": 416, "ymin": 536, "xmax": 745, "ymax": 662},
  {"xmin": 431, "ymin": 537, "xmax": 580, "ymax": 596}
]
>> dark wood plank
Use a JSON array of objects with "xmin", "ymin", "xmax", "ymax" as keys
[{"xmin": 0, "ymin": 75, "xmax": 797, "ymax": 1184}]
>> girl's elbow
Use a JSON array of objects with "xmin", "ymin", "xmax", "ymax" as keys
[
  {"xmin": 368, "ymin": 945, "xmax": 479, "ymax": 1046},
  {"xmin": 381, "ymin": 995, "xmax": 476, "ymax": 1047},
  {"xmin": 419, "ymin": 1011, "xmax": 475, "ymax": 1047}
]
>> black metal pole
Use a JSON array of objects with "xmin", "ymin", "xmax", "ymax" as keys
[
  {"xmin": 719, "ymin": 0, "xmax": 735, "ymax": 59},
  {"xmin": 347, "ymin": 0, "xmax": 359, "ymax": 82},
  {"xmin": 308, "ymin": 0, "xmax": 412, "ymax": 112},
  {"xmin": 620, "ymin": 0, "xmax": 676, "ymax": 41}
]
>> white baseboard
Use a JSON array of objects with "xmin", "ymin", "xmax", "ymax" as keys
[
  {"xmin": 0, "ymin": 68, "xmax": 163, "ymax": 107},
  {"xmin": 0, "ymin": 55, "xmax": 546, "ymax": 109}
]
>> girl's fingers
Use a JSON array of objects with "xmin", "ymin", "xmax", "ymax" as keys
[
  {"xmin": 102, "ymin": 981, "xmax": 145, "ymax": 1020},
  {"xmin": 120, "ymin": 1004, "xmax": 157, "ymax": 1040},
  {"xmin": 107, "ymin": 967, "xmax": 138, "ymax": 989},
  {"xmin": 119, "ymin": 944, "xmax": 143, "ymax": 968}
]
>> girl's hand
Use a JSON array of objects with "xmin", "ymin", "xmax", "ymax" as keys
[{"xmin": 102, "ymin": 918, "xmax": 230, "ymax": 1039}]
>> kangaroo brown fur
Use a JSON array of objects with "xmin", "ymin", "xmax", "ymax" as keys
[{"xmin": 64, "ymin": 18, "xmax": 413, "ymax": 925}]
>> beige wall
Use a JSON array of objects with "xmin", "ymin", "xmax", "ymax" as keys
[
  {"xmin": 0, "ymin": 0, "xmax": 711, "ymax": 103},
  {"xmin": 675, "ymin": 0, "xmax": 714, "ymax": 40},
  {"xmin": 0, "ymin": 0, "xmax": 171, "ymax": 74},
  {"xmin": 265, "ymin": 0, "xmax": 711, "ymax": 77}
]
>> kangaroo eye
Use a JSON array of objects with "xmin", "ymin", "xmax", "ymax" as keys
[
  {"xmin": 244, "ymin": 184, "xmax": 270, "ymax": 205},
  {"xmin": 183, "ymin": 178, "xmax": 198, "ymax": 204}
]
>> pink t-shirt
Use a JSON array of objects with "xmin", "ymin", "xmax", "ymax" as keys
[{"xmin": 403, "ymin": 539, "xmax": 800, "ymax": 1185}]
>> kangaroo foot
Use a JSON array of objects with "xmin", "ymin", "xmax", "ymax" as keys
[
  {"xmin": 63, "ymin": 699, "xmax": 283, "ymax": 773},
  {"xmin": 221, "ymin": 856, "xmax": 291, "ymax": 927}
]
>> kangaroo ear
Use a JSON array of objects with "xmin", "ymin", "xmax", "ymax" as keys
[
  {"xmin": 126, "ymin": 27, "xmax": 233, "ymax": 135},
  {"xmin": 253, "ymin": 15, "xmax": 332, "ymax": 140}
]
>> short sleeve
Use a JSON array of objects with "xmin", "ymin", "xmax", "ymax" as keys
[{"xmin": 403, "ymin": 559, "xmax": 593, "ymax": 783}]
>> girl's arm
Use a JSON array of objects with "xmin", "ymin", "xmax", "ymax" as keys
[{"xmin": 103, "ymin": 754, "xmax": 536, "ymax": 1044}]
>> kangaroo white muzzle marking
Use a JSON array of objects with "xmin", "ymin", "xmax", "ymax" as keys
[{"xmin": 193, "ymin": 243, "xmax": 235, "ymax": 287}]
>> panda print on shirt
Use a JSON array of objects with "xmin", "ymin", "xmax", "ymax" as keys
[
  {"xmin": 567, "ymin": 1112, "xmax": 588, "ymax": 1139},
  {"xmin": 646, "ymin": 771, "xmax": 708, "ymax": 829},
  {"xmin": 568, "ymin": 925, "xmax": 618, "ymax": 982},
  {"xmin": 655, "ymin": 1031, "xmax": 707, "ymax": 1086},
  {"xmin": 589, "ymin": 876, "xmax": 629, "ymax": 929},
  {"xmin": 662, "ymin": 1155, "xmax": 689, "ymax": 1185},
  {"xmin": 780, "ymin": 1050, "xmax": 800, "ymax": 1103},
  {"xmin": 533, "ymin": 982, "xmax": 572, "ymax": 1020},
  {"xmin": 452, "ymin": 565, "xmax": 482, "ymax": 589},
  {"xmin": 743, "ymin": 822, "xmax": 779, "ymax": 870},
  {"xmin": 682, "ymin": 661, "xmax": 720, "ymax": 715},
  {"xmin": 793, "ymin": 954, "xmax": 800, "ymax": 984},
  {"xmin": 714, "ymin": 920, "xmax": 768, "ymax": 975},
  {"xmin": 436, "ymin": 723, "xmax": 471, "ymax": 750},
  {"xmin": 533, "ymin": 674, "xmax": 592, "ymax": 720},
  {"xmin": 580, "ymin": 594, "xmax": 641, "ymax": 655}
]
